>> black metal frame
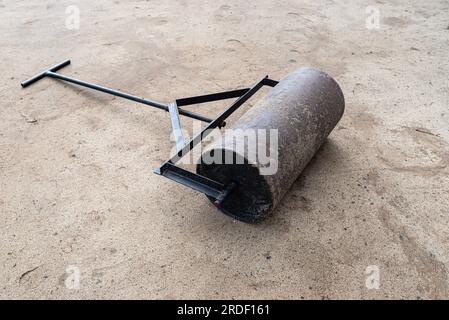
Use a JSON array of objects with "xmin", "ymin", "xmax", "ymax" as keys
[{"xmin": 21, "ymin": 60, "xmax": 278, "ymax": 203}]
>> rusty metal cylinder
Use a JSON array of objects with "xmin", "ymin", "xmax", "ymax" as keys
[{"xmin": 197, "ymin": 68, "xmax": 345, "ymax": 222}]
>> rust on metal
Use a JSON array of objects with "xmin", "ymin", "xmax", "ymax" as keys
[{"xmin": 197, "ymin": 68, "xmax": 345, "ymax": 222}]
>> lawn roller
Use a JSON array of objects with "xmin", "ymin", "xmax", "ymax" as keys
[{"xmin": 21, "ymin": 60, "xmax": 344, "ymax": 222}]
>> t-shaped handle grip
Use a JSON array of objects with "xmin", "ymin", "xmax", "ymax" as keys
[{"xmin": 21, "ymin": 59, "xmax": 71, "ymax": 88}]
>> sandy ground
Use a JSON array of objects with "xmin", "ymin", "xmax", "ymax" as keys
[{"xmin": 1, "ymin": 0, "xmax": 449, "ymax": 299}]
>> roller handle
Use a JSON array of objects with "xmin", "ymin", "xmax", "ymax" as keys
[{"xmin": 21, "ymin": 59, "xmax": 71, "ymax": 88}]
